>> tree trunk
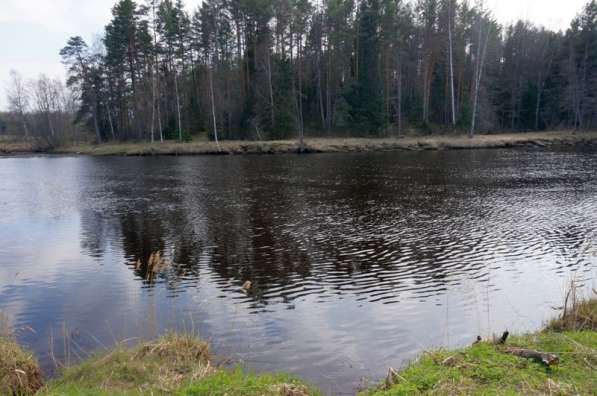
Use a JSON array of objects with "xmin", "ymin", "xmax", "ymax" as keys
[
  {"xmin": 316, "ymin": 34, "xmax": 326, "ymax": 129},
  {"xmin": 470, "ymin": 18, "xmax": 490, "ymax": 138},
  {"xmin": 396, "ymin": 66, "xmax": 402, "ymax": 136},
  {"xmin": 173, "ymin": 70, "xmax": 182, "ymax": 141},
  {"xmin": 295, "ymin": 36, "xmax": 304, "ymax": 152},
  {"xmin": 21, "ymin": 114, "xmax": 29, "ymax": 138},
  {"xmin": 448, "ymin": 0, "xmax": 456, "ymax": 126},
  {"xmin": 104, "ymin": 100, "xmax": 116, "ymax": 140},
  {"xmin": 535, "ymin": 55, "xmax": 552, "ymax": 130},
  {"xmin": 267, "ymin": 51, "xmax": 275, "ymax": 128},
  {"xmin": 209, "ymin": 64, "xmax": 220, "ymax": 149},
  {"xmin": 326, "ymin": 45, "xmax": 332, "ymax": 132}
]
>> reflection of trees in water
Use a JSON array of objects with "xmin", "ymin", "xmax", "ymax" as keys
[
  {"xmin": 77, "ymin": 154, "xmax": 498, "ymax": 305},
  {"xmin": 80, "ymin": 210, "xmax": 120, "ymax": 259},
  {"xmin": 205, "ymin": 162, "xmax": 313, "ymax": 303}
]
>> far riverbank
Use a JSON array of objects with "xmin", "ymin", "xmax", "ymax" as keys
[{"xmin": 2, "ymin": 130, "xmax": 597, "ymax": 156}]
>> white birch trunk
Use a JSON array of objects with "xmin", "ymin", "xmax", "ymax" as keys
[{"xmin": 448, "ymin": 0, "xmax": 456, "ymax": 126}]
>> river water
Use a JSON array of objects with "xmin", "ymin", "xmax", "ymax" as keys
[{"xmin": 1, "ymin": 149, "xmax": 596, "ymax": 394}]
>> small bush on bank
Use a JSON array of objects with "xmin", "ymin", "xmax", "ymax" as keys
[{"xmin": 548, "ymin": 297, "xmax": 597, "ymax": 332}]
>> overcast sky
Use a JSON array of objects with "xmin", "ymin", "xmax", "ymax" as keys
[{"xmin": 0, "ymin": 0, "xmax": 588, "ymax": 110}]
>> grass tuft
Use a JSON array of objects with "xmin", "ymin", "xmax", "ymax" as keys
[
  {"xmin": 39, "ymin": 332, "xmax": 319, "ymax": 396},
  {"xmin": 547, "ymin": 296, "xmax": 597, "ymax": 332},
  {"xmin": 0, "ymin": 317, "xmax": 44, "ymax": 396},
  {"xmin": 40, "ymin": 332, "xmax": 213, "ymax": 395}
]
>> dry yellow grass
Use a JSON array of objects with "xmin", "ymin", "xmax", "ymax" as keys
[
  {"xmin": 0, "ymin": 314, "xmax": 44, "ymax": 396},
  {"xmin": 46, "ymin": 130, "xmax": 597, "ymax": 156},
  {"xmin": 2, "ymin": 130, "xmax": 597, "ymax": 156}
]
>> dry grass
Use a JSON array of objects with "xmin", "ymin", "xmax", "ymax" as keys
[
  {"xmin": 547, "ymin": 286, "xmax": 597, "ymax": 332},
  {"xmin": 0, "ymin": 140, "xmax": 37, "ymax": 154},
  {"xmin": 40, "ymin": 332, "xmax": 320, "ymax": 395},
  {"xmin": 0, "ymin": 315, "xmax": 44, "ymax": 396},
  {"xmin": 41, "ymin": 332, "xmax": 213, "ymax": 395},
  {"xmin": 47, "ymin": 130, "xmax": 597, "ymax": 156}
]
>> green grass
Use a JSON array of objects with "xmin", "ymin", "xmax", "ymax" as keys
[
  {"xmin": 178, "ymin": 368, "xmax": 319, "ymax": 396},
  {"xmin": 360, "ymin": 331, "xmax": 597, "ymax": 396},
  {"xmin": 42, "ymin": 368, "xmax": 316, "ymax": 396},
  {"xmin": 3, "ymin": 298, "xmax": 596, "ymax": 395},
  {"xmin": 40, "ymin": 333, "xmax": 211, "ymax": 395},
  {"xmin": 37, "ymin": 332, "xmax": 317, "ymax": 396}
]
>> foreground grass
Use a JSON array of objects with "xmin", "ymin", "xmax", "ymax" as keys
[
  {"xmin": 0, "ymin": 331, "xmax": 316, "ymax": 395},
  {"xmin": 362, "ymin": 298, "xmax": 597, "ymax": 396},
  {"xmin": 2, "ymin": 298, "xmax": 595, "ymax": 395},
  {"xmin": 0, "ymin": 336, "xmax": 43, "ymax": 395},
  {"xmin": 360, "ymin": 332, "xmax": 597, "ymax": 396},
  {"xmin": 38, "ymin": 333, "xmax": 316, "ymax": 396}
]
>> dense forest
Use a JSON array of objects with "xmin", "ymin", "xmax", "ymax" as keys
[{"xmin": 4, "ymin": 0, "xmax": 597, "ymax": 145}]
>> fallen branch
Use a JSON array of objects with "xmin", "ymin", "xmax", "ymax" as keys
[{"xmin": 505, "ymin": 348, "xmax": 560, "ymax": 366}]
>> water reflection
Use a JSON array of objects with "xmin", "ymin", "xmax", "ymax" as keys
[{"xmin": 0, "ymin": 150, "xmax": 596, "ymax": 394}]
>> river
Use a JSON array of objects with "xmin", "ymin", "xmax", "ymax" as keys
[{"xmin": 1, "ymin": 149, "xmax": 596, "ymax": 394}]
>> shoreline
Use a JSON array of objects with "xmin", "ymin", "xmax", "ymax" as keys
[
  {"xmin": 2, "ymin": 298, "xmax": 595, "ymax": 395},
  {"xmin": 2, "ymin": 130, "xmax": 597, "ymax": 157}
]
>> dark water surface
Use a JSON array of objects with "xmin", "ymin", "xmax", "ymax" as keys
[{"xmin": 1, "ymin": 149, "xmax": 596, "ymax": 394}]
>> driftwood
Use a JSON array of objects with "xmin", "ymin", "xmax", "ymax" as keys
[{"xmin": 505, "ymin": 348, "xmax": 560, "ymax": 366}]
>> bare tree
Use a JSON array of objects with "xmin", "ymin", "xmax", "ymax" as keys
[
  {"xmin": 6, "ymin": 70, "xmax": 30, "ymax": 137},
  {"xmin": 31, "ymin": 74, "xmax": 57, "ymax": 138}
]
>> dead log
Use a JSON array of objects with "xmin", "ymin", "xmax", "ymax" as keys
[{"xmin": 505, "ymin": 348, "xmax": 560, "ymax": 366}]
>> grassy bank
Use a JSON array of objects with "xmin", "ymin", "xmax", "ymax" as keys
[
  {"xmin": 361, "ymin": 298, "xmax": 597, "ymax": 396},
  {"xmin": 1, "ymin": 298, "xmax": 595, "ymax": 395},
  {"xmin": 0, "ymin": 332, "xmax": 317, "ymax": 396},
  {"xmin": 0, "ymin": 136, "xmax": 40, "ymax": 155},
  {"xmin": 3, "ymin": 130, "xmax": 597, "ymax": 156}
]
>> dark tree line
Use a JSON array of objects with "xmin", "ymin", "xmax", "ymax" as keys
[{"xmin": 6, "ymin": 0, "xmax": 597, "ymax": 143}]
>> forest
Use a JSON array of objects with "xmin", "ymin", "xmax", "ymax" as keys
[{"xmin": 3, "ymin": 0, "xmax": 597, "ymax": 146}]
